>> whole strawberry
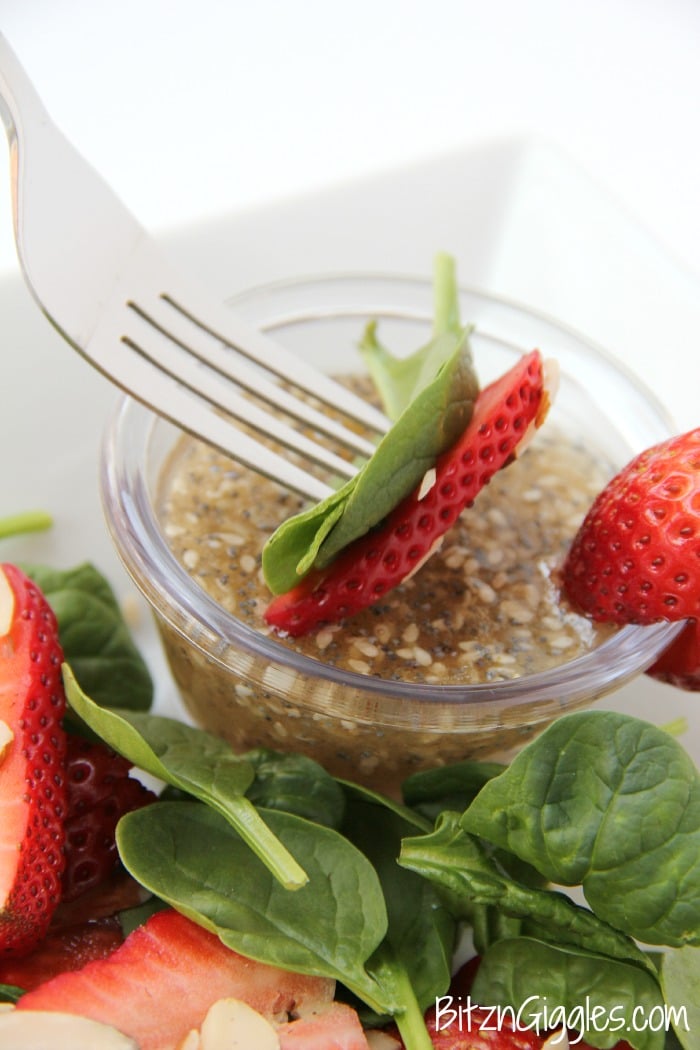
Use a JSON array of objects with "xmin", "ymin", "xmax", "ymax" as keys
[
  {"xmin": 0, "ymin": 563, "xmax": 67, "ymax": 957},
  {"xmin": 62, "ymin": 735, "xmax": 157, "ymax": 902},
  {"xmin": 563, "ymin": 427, "xmax": 700, "ymax": 690}
]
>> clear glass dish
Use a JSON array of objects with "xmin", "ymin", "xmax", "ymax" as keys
[{"xmin": 100, "ymin": 274, "xmax": 682, "ymax": 795}]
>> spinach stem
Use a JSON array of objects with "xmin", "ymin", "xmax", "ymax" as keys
[
  {"xmin": 432, "ymin": 252, "xmax": 459, "ymax": 337},
  {"xmin": 219, "ymin": 796, "xmax": 309, "ymax": 890},
  {"xmin": 391, "ymin": 967, "xmax": 435, "ymax": 1050},
  {"xmin": 0, "ymin": 510, "xmax": 53, "ymax": 539}
]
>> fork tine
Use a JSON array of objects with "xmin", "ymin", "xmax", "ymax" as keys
[
  {"xmin": 96, "ymin": 334, "xmax": 335, "ymax": 501},
  {"xmin": 120, "ymin": 306, "xmax": 362, "ymax": 480},
  {"xmin": 160, "ymin": 270, "xmax": 390, "ymax": 435},
  {"xmin": 127, "ymin": 293, "xmax": 380, "ymax": 460}
]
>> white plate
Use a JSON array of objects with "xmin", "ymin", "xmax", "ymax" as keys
[{"xmin": 2, "ymin": 137, "xmax": 698, "ymax": 753}]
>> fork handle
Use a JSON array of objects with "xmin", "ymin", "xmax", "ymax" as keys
[{"xmin": 0, "ymin": 34, "xmax": 50, "ymax": 140}]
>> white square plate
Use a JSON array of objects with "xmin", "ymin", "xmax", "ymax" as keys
[{"xmin": 3, "ymin": 137, "xmax": 698, "ymax": 752}]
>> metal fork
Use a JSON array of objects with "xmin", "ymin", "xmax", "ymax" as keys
[{"xmin": 0, "ymin": 35, "xmax": 389, "ymax": 501}]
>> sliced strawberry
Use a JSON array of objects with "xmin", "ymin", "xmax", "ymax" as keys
[
  {"xmin": 265, "ymin": 350, "xmax": 550, "ymax": 636},
  {"xmin": 646, "ymin": 618, "xmax": 700, "ymax": 689},
  {"xmin": 0, "ymin": 915, "xmax": 123, "ymax": 991},
  {"xmin": 61, "ymin": 736, "xmax": 157, "ymax": 902},
  {"xmin": 278, "ymin": 1001, "xmax": 371, "ymax": 1049},
  {"xmin": 17, "ymin": 908, "xmax": 335, "ymax": 1049},
  {"xmin": 563, "ymin": 428, "xmax": 700, "ymax": 690},
  {"xmin": 0, "ymin": 563, "xmax": 67, "ymax": 958}
]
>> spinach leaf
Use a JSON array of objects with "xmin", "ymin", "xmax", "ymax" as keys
[
  {"xmin": 339, "ymin": 778, "xmax": 432, "ymax": 834},
  {"xmin": 399, "ymin": 811, "xmax": 654, "ymax": 974},
  {"xmin": 64, "ymin": 667, "xmax": 308, "ymax": 890},
  {"xmin": 246, "ymin": 748, "xmax": 346, "ymax": 828},
  {"xmin": 0, "ymin": 984, "xmax": 23, "ymax": 1003},
  {"xmin": 471, "ymin": 937, "xmax": 666, "ymax": 1050},
  {"xmin": 116, "ymin": 801, "xmax": 396, "ymax": 1016},
  {"xmin": 342, "ymin": 798, "xmax": 455, "ymax": 1013},
  {"xmin": 660, "ymin": 947, "xmax": 700, "ymax": 1050},
  {"xmin": 24, "ymin": 561, "xmax": 152, "ymax": 711},
  {"xmin": 462, "ymin": 710, "xmax": 700, "ymax": 947},
  {"xmin": 402, "ymin": 757, "xmax": 505, "ymax": 821},
  {"xmin": 261, "ymin": 253, "xmax": 479, "ymax": 595}
]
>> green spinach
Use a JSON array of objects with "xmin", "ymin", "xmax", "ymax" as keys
[
  {"xmin": 399, "ymin": 811, "xmax": 654, "ymax": 974},
  {"xmin": 117, "ymin": 802, "xmax": 393, "ymax": 1013},
  {"xmin": 472, "ymin": 937, "xmax": 666, "ymax": 1050},
  {"xmin": 660, "ymin": 947, "xmax": 700, "ymax": 1050},
  {"xmin": 64, "ymin": 668, "xmax": 307, "ymax": 889},
  {"xmin": 261, "ymin": 253, "xmax": 479, "ymax": 595},
  {"xmin": 25, "ymin": 562, "xmax": 152, "ymax": 711},
  {"xmin": 246, "ymin": 748, "xmax": 346, "ymax": 828},
  {"xmin": 462, "ymin": 710, "xmax": 700, "ymax": 947}
]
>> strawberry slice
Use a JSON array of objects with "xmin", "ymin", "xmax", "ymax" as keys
[
  {"xmin": 17, "ymin": 908, "xmax": 335, "ymax": 1049},
  {"xmin": 0, "ymin": 563, "xmax": 67, "ymax": 957},
  {"xmin": 61, "ymin": 736, "xmax": 157, "ymax": 902},
  {"xmin": 0, "ymin": 915, "xmax": 124, "ymax": 991},
  {"xmin": 562, "ymin": 428, "xmax": 700, "ymax": 690},
  {"xmin": 265, "ymin": 350, "xmax": 551, "ymax": 636}
]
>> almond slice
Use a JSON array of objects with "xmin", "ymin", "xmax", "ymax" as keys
[
  {"xmin": 0, "ymin": 1009, "xmax": 138, "ymax": 1049},
  {"xmin": 199, "ymin": 998, "xmax": 280, "ymax": 1050}
]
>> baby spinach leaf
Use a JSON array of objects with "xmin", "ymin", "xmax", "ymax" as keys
[
  {"xmin": 261, "ymin": 253, "xmax": 479, "ymax": 595},
  {"xmin": 471, "ymin": 937, "xmax": 665, "ymax": 1050},
  {"xmin": 338, "ymin": 778, "xmax": 432, "ymax": 834},
  {"xmin": 343, "ymin": 798, "xmax": 455, "ymax": 1013},
  {"xmin": 399, "ymin": 811, "xmax": 654, "ymax": 974},
  {"xmin": 0, "ymin": 984, "xmax": 23, "ymax": 1003},
  {"xmin": 64, "ymin": 668, "xmax": 308, "ymax": 890},
  {"xmin": 24, "ymin": 561, "xmax": 152, "ymax": 711},
  {"xmin": 402, "ymin": 757, "xmax": 505, "ymax": 821},
  {"xmin": 660, "ymin": 947, "xmax": 700, "ymax": 1050},
  {"xmin": 245, "ymin": 748, "xmax": 346, "ymax": 828},
  {"xmin": 462, "ymin": 710, "xmax": 700, "ymax": 947},
  {"xmin": 116, "ymin": 801, "xmax": 396, "ymax": 1016}
]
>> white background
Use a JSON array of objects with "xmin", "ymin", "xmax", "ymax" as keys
[
  {"xmin": 1, "ymin": 0, "xmax": 700, "ymax": 280},
  {"xmin": 0, "ymin": 1, "xmax": 699, "ymax": 740}
]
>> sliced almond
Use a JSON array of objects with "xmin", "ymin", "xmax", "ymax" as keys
[
  {"xmin": 176, "ymin": 1029, "xmax": 201, "ymax": 1050},
  {"xmin": 0, "ymin": 720, "xmax": 13, "ymax": 765},
  {"xmin": 542, "ymin": 1029, "xmax": 570, "ymax": 1049},
  {"xmin": 0, "ymin": 1009, "xmax": 138, "ymax": 1049},
  {"xmin": 366, "ymin": 1030, "xmax": 403, "ymax": 1049},
  {"xmin": 0, "ymin": 567, "xmax": 15, "ymax": 638},
  {"xmin": 199, "ymin": 998, "xmax": 280, "ymax": 1050}
]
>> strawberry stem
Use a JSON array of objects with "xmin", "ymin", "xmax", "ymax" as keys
[{"xmin": 0, "ymin": 511, "xmax": 53, "ymax": 540}]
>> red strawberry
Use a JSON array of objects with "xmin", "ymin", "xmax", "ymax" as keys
[
  {"xmin": 0, "ymin": 563, "xmax": 67, "ymax": 957},
  {"xmin": 61, "ymin": 736, "xmax": 157, "ymax": 902},
  {"xmin": 17, "ymin": 908, "xmax": 335, "ymax": 1049},
  {"xmin": 265, "ymin": 350, "xmax": 551, "ymax": 636},
  {"xmin": 0, "ymin": 915, "xmax": 123, "ymax": 991},
  {"xmin": 562, "ymin": 428, "xmax": 700, "ymax": 690}
]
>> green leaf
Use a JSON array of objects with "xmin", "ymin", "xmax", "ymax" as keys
[
  {"xmin": 471, "ymin": 937, "xmax": 666, "ymax": 1050},
  {"xmin": 461, "ymin": 711, "xmax": 700, "ymax": 947},
  {"xmin": 402, "ymin": 757, "xmax": 505, "ymax": 821},
  {"xmin": 343, "ymin": 799, "xmax": 455, "ymax": 1013},
  {"xmin": 24, "ymin": 562, "xmax": 152, "ymax": 711},
  {"xmin": 64, "ymin": 668, "xmax": 308, "ymax": 890},
  {"xmin": 399, "ymin": 811, "xmax": 654, "ymax": 974},
  {"xmin": 246, "ymin": 749, "xmax": 346, "ymax": 828},
  {"xmin": 116, "ymin": 801, "xmax": 396, "ymax": 1016},
  {"xmin": 660, "ymin": 947, "xmax": 700, "ymax": 1050},
  {"xmin": 0, "ymin": 984, "xmax": 24, "ymax": 1003},
  {"xmin": 261, "ymin": 253, "xmax": 479, "ymax": 595}
]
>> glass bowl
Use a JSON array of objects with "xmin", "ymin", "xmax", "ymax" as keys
[{"xmin": 100, "ymin": 274, "xmax": 682, "ymax": 796}]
